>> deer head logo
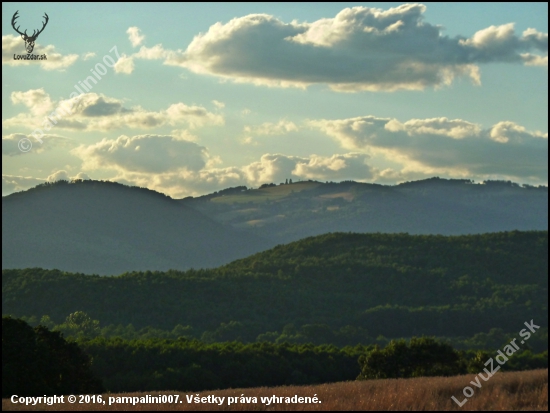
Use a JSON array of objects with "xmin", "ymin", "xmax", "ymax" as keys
[{"xmin": 11, "ymin": 10, "xmax": 49, "ymax": 54}]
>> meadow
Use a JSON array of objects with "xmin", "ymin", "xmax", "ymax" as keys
[{"xmin": 3, "ymin": 369, "xmax": 547, "ymax": 411}]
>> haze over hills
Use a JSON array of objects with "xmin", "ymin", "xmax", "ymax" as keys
[
  {"xmin": 181, "ymin": 177, "xmax": 548, "ymax": 244},
  {"xmin": 2, "ymin": 180, "xmax": 269, "ymax": 275},
  {"xmin": 2, "ymin": 177, "xmax": 547, "ymax": 275}
]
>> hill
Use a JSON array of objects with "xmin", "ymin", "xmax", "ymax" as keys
[
  {"xmin": 3, "ymin": 178, "xmax": 547, "ymax": 275},
  {"xmin": 2, "ymin": 180, "xmax": 269, "ymax": 275},
  {"xmin": 3, "ymin": 231, "xmax": 547, "ymax": 344},
  {"xmin": 180, "ymin": 178, "xmax": 548, "ymax": 244}
]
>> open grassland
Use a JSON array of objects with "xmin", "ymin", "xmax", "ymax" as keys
[
  {"xmin": 4, "ymin": 369, "xmax": 547, "ymax": 411},
  {"xmin": 211, "ymin": 182, "xmax": 320, "ymax": 204}
]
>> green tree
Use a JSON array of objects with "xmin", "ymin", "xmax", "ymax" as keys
[
  {"xmin": 357, "ymin": 337, "xmax": 462, "ymax": 379},
  {"xmin": 2, "ymin": 316, "xmax": 104, "ymax": 397},
  {"xmin": 57, "ymin": 311, "xmax": 100, "ymax": 338}
]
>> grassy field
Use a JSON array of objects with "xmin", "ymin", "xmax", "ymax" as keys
[
  {"xmin": 211, "ymin": 182, "xmax": 320, "ymax": 204},
  {"xmin": 3, "ymin": 369, "xmax": 547, "ymax": 411}
]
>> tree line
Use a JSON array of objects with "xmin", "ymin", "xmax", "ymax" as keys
[{"xmin": 3, "ymin": 317, "xmax": 547, "ymax": 396}]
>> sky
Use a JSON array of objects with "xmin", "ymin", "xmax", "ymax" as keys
[{"xmin": 2, "ymin": 2, "xmax": 548, "ymax": 198}]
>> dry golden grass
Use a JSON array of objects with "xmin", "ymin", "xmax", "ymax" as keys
[{"xmin": 3, "ymin": 369, "xmax": 547, "ymax": 411}]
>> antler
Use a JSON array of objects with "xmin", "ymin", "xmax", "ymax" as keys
[
  {"xmin": 31, "ymin": 12, "xmax": 49, "ymax": 39},
  {"xmin": 11, "ymin": 10, "xmax": 26, "ymax": 37}
]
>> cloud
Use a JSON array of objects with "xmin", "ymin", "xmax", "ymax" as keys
[
  {"xmin": 135, "ymin": 44, "xmax": 172, "ymax": 60},
  {"xmin": 113, "ymin": 54, "xmax": 135, "ymax": 74},
  {"xmin": 459, "ymin": 24, "xmax": 548, "ymax": 63},
  {"xmin": 104, "ymin": 151, "xmax": 376, "ymax": 198},
  {"xmin": 165, "ymin": 102, "xmax": 224, "ymax": 128},
  {"xmin": 310, "ymin": 116, "xmax": 548, "ymax": 180},
  {"xmin": 68, "ymin": 128, "xmax": 377, "ymax": 197},
  {"xmin": 170, "ymin": 129, "xmax": 199, "ymax": 142},
  {"xmin": 111, "ymin": 44, "xmax": 176, "ymax": 75},
  {"xmin": 290, "ymin": 153, "xmax": 373, "ymax": 181},
  {"xmin": 46, "ymin": 170, "xmax": 70, "ymax": 182},
  {"xmin": 244, "ymin": 120, "xmax": 299, "ymax": 136},
  {"xmin": 3, "ymin": 90, "xmax": 224, "ymax": 132},
  {"xmin": 2, "ymin": 174, "xmax": 44, "ymax": 195},
  {"xmin": 11, "ymin": 89, "xmax": 53, "ymax": 116},
  {"xmin": 522, "ymin": 53, "xmax": 548, "ymax": 66},
  {"xmin": 46, "ymin": 170, "xmax": 90, "ymax": 182},
  {"xmin": 109, "ymin": 167, "xmax": 247, "ymax": 198},
  {"xmin": 212, "ymin": 100, "xmax": 225, "ymax": 109},
  {"xmin": 1, "ymin": 171, "xmax": 91, "ymax": 196},
  {"xmin": 82, "ymin": 52, "xmax": 96, "ymax": 60},
  {"xmin": 242, "ymin": 152, "xmax": 374, "ymax": 185},
  {"xmin": 71, "ymin": 134, "xmax": 210, "ymax": 174},
  {"xmin": 127, "ymin": 27, "xmax": 145, "ymax": 47},
  {"xmin": 155, "ymin": 4, "xmax": 546, "ymax": 91},
  {"xmin": 2, "ymin": 133, "xmax": 71, "ymax": 156},
  {"xmin": 2, "ymin": 35, "xmax": 79, "ymax": 70}
]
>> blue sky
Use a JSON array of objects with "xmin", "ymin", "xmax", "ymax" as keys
[{"xmin": 2, "ymin": 2, "xmax": 548, "ymax": 197}]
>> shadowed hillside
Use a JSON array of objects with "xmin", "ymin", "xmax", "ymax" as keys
[
  {"xmin": 180, "ymin": 178, "xmax": 548, "ymax": 244},
  {"xmin": 3, "ymin": 231, "xmax": 547, "ymax": 342},
  {"xmin": 2, "ymin": 180, "xmax": 269, "ymax": 275}
]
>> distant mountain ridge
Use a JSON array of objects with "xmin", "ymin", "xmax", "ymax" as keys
[
  {"xmin": 180, "ymin": 177, "xmax": 548, "ymax": 244},
  {"xmin": 2, "ymin": 178, "xmax": 548, "ymax": 275},
  {"xmin": 2, "ymin": 180, "xmax": 269, "ymax": 275}
]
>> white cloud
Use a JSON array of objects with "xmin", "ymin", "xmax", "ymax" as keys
[
  {"xmin": 244, "ymin": 120, "xmax": 298, "ymax": 136},
  {"xmin": 293, "ymin": 153, "xmax": 373, "ymax": 181},
  {"xmin": 46, "ymin": 170, "xmax": 90, "ymax": 182},
  {"xmin": 212, "ymin": 100, "xmax": 225, "ymax": 109},
  {"xmin": 2, "ymin": 133, "xmax": 71, "ymax": 156},
  {"xmin": 310, "ymin": 116, "xmax": 548, "ymax": 180},
  {"xmin": 134, "ymin": 44, "xmax": 171, "ymax": 60},
  {"xmin": 103, "ymin": 151, "xmax": 376, "ymax": 198},
  {"xmin": 46, "ymin": 170, "xmax": 70, "ymax": 182},
  {"xmin": 11, "ymin": 89, "xmax": 53, "ymax": 116},
  {"xmin": 1, "ymin": 171, "xmax": 91, "ymax": 196},
  {"xmin": 521, "ymin": 53, "xmax": 548, "ymax": 66},
  {"xmin": 71, "ymin": 134, "xmax": 210, "ymax": 174},
  {"xmin": 242, "ymin": 152, "xmax": 373, "ymax": 185},
  {"xmin": 113, "ymin": 54, "xmax": 135, "ymax": 74},
  {"xmin": 2, "ymin": 174, "xmax": 44, "ymax": 195},
  {"xmin": 68, "ymin": 128, "xmax": 378, "ymax": 197},
  {"xmin": 2, "ymin": 35, "xmax": 79, "ymax": 70},
  {"xmin": 127, "ymin": 27, "xmax": 145, "ymax": 47},
  {"xmin": 3, "ymin": 90, "xmax": 224, "ymax": 132},
  {"xmin": 170, "ymin": 129, "xmax": 199, "ymax": 142},
  {"xmin": 165, "ymin": 102, "xmax": 224, "ymax": 128},
  {"xmin": 111, "ymin": 44, "xmax": 176, "ymax": 75},
  {"xmin": 155, "ymin": 4, "xmax": 547, "ymax": 91}
]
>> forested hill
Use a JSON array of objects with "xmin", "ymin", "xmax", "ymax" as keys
[
  {"xmin": 3, "ymin": 231, "xmax": 547, "ymax": 344},
  {"xmin": 3, "ymin": 178, "xmax": 547, "ymax": 275},
  {"xmin": 2, "ymin": 180, "xmax": 269, "ymax": 275},
  {"xmin": 180, "ymin": 178, "xmax": 548, "ymax": 244}
]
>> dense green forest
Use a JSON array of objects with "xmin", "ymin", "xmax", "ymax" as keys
[
  {"xmin": 3, "ymin": 231, "xmax": 547, "ymax": 347},
  {"xmin": 4, "ymin": 317, "xmax": 546, "ymax": 394},
  {"xmin": 78, "ymin": 337, "xmax": 546, "ymax": 392}
]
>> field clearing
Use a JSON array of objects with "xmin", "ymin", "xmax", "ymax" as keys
[
  {"xmin": 211, "ymin": 182, "xmax": 320, "ymax": 204},
  {"xmin": 4, "ymin": 369, "xmax": 547, "ymax": 411},
  {"xmin": 319, "ymin": 191, "xmax": 355, "ymax": 201}
]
